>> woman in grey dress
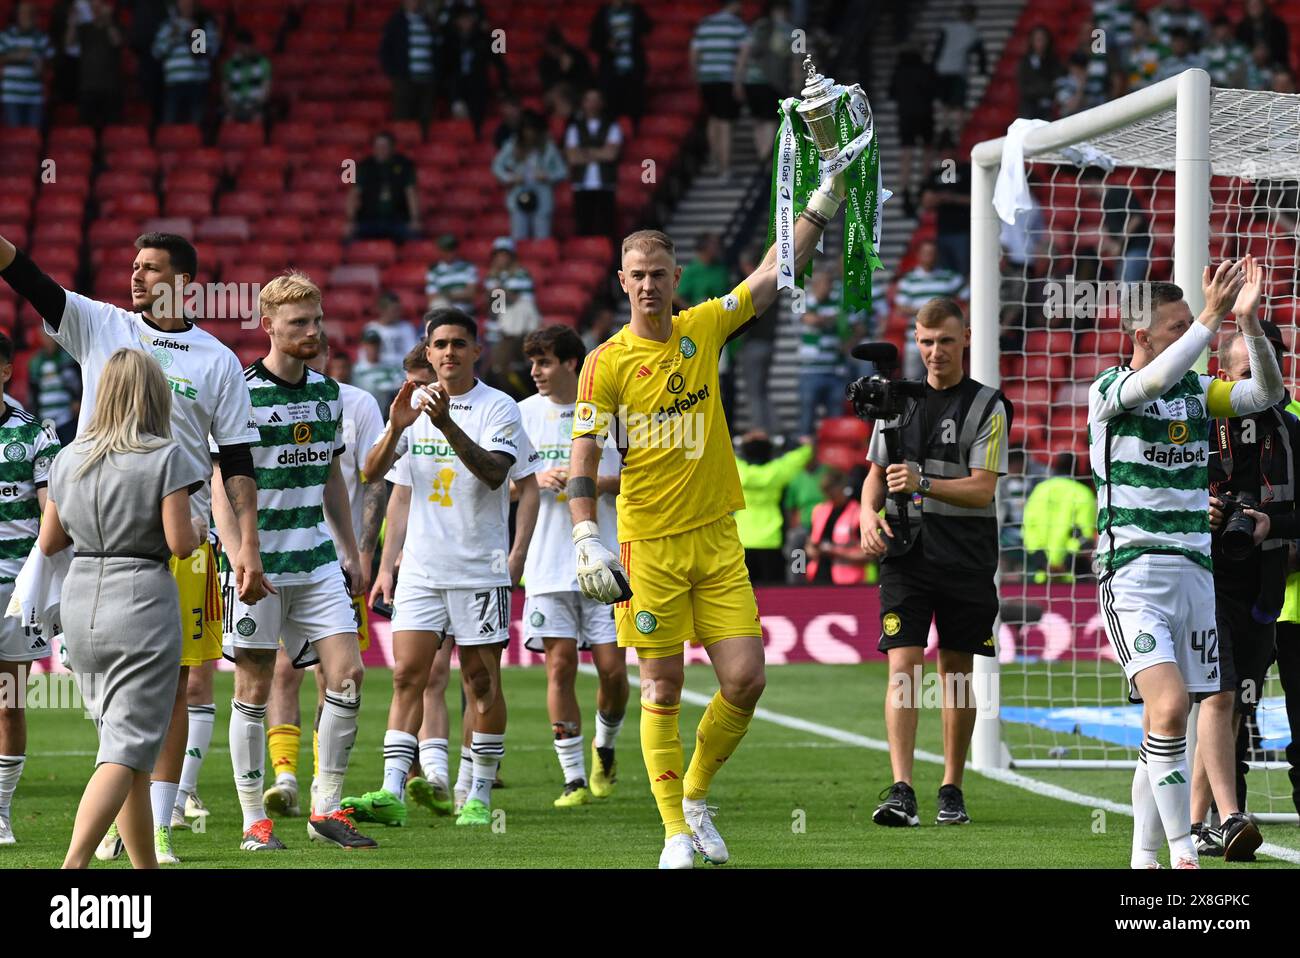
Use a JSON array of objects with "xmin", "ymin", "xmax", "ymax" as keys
[{"xmin": 39, "ymin": 348, "xmax": 203, "ymax": 869}]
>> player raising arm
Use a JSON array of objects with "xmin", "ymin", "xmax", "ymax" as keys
[
  {"xmin": 567, "ymin": 173, "xmax": 845, "ymax": 868},
  {"xmin": 1088, "ymin": 255, "xmax": 1281, "ymax": 869}
]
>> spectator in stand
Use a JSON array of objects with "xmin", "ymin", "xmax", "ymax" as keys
[
  {"xmin": 735, "ymin": 433, "xmax": 813, "ymax": 584},
  {"xmin": 1203, "ymin": 15, "xmax": 1249, "ymax": 88},
  {"xmin": 347, "ymin": 132, "xmax": 421, "ymax": 243},
  {"xmin": 894, "ymin": 240, "xmax": 967, "ymax": 379},
  {"xmin": 1155, "ymin": 27, "xmax": 1207, "ymax": 82},
  {"xmin": 67, "ymin": 0, "xmax": 122, "ymax": 127},
  {"xmin": 1124, "ymin": 13, "xmax": 1168, "ymax": 91},
  {"xmin": 152, "ymin": 0, "xmax": 220, "ymax": 126},
  {"xmin": 28, "ymin": 327, "xmax": 82, "ymax": 446},
  {"xmin": 1092, "ymin": 0, "xmax": 1135, "ymax": 49},
  {"xmin": 1274, "ymin": 68, "xmax": 1296, "ymax": 95},
  {"xmin": 564, "ymin": 88, "xmax": 622, "ymax": 237},
  {"xmin": 1081, "ymin": 165, "xmax": 1150, "ymax": 284},
  {"xmin": 1054, "ymin": 52, "xmax": 1096, "ymax": 118},
  {"xmin": 930, "ymin": 2, "xmax": 985, "ymax": 146},
  {"xmin": 381, "ymin": 0, "xmax": 439, "ymax": 130},
  {"xmin": 691, "ymin": 0, "xmax": 749, "ymax": 181},
  {"xmin": 128, "ymin": 0, "xmax": 167, "ymax": 121},
  {"xmin": 0, "ymin": 2, "xmax": 54, "ymax": 128},
  {"xmin": 1022, "ymin": 453, "xmax": 1096, "ymax": 584},
  {"xmin": 483, "ymin": 236, "xmax": 540, "ymax": 345},
  {"xmin": 1149, "ymin": 0, "xmax": 1207, "ymax": 50},
  {"xmin": 491, "ymin": 94, "xmax": 523, "ymax": 149},
  {"xmin": 889, "ymin": 39, "xmax": 937, "ymax": 220},
  {"xmin": 441, "ymin": 4, "xmax": 507, "ymax": 138},
  {"xmin": 424, "ymin": 233, "xmax": 479, "ymax": 314},
  {"xmin": 920, "ymin": 160, "xmax": 972, "ymax": 278},
  {"xmin": 364, "ymin": 291, "xmax": 421, "ymax": 368},
  {"xmin": 674, "ymin": 232, "xmax": 730, "ymax": 311},
  {"xmin": 805, "ymin": 467, "xmax": 868, "ymax": 585},
  {"xmin": 589, "ymin": 0, "xmax": 651, "ymax": 128},
  {"xmin": 581, "ymin": 304, "xmax": 616, "ymax": 352},
  {"xmin": 1069, "ymin": 17, "xmax": 1122, "ymax": 106},
  {"xmin": 539, "ymin": 25, "xmax": 594, "ymax": 121},
  {"xmin": 798, "ymin": 270, "xmax": 855, "ymax": 437},
  {"xmin": 492, "ymin": 109, "xmax": 567, "ymax": 241},
  {"xmin": 353, "ymin": 329, "xmax": 405, "ymax": 411},
  {"xmin": 1245, "ymin": 41, "xmax": 1281, "ymax": 91},
  {"xmin": 1018, "ymin": 26, "xmax": 1062, "ymax": 121},
  {"xmin": 220, "ymin": 29, "xmax": 270, "ymax": 123},
  {"xmin": 784, "ymin": 454, "xmax": 828, "ymax": 537},
  {"xmin": 735, "ymin": 0, "xmax": 798, "ymax": 165},
  {"xmin": 1238, "ymin": 0, "xmax": 1290, "ymax": 72}
]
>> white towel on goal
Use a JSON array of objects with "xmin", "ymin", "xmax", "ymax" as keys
[
  {"xmin": 993, "ymin": 118, "xmax": 1049, "ymax": 225},
  {"xmin": 6, "ymin": 542, "xmax": 72, "ymax": 641}
]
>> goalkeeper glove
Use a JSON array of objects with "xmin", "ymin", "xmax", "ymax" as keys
[{"xmin": 573, "ymin": 520, "xmax": 632, "ymax": 604}]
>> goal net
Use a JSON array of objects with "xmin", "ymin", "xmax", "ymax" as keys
[{"xmin": 970, "ymin": 71, "xmax": 1300, "ymax": 823}]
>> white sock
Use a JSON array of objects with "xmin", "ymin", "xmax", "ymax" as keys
[
  {"xmin": 275, "ymin": 770, "xmax": 298, "ymax": 788},
  {"xmin": 455, "ymin": 744, "xmax": 474, "ymax": 795},
  {"xmin": 554, "ymin": 734, "xmax": 586, "ymax": 785},
  {"xmin": 150, "ymin": 780, "xmax": 179, "ymax": 829},
  {"xmin": 1131, "ymin": 746, "xmax": 1163, "ymax": 867},
  {"xmin": 1145, "ymin": 732, "xmax": 1196, "ymax": 862},
  {"xmin": 316, "ymin": 689, "xmax": 360, "ymax": 816},
  {"xmin": 594, "ymin": 711, "xmax": 623, "ymax": 750},
  {"xmin": 419, "ymin": 737, "xmax": 449, "ymax": 785},
  {"xmin": 230, "ymin": 699, "xmax": 268, "ymax": 829},
  {"xmin": 469, "ymin": 731, "xmax": 505, "ymax": 807},
  {"xmin": 0, "ymin": 754, "xmax": 25, "ymax": 819},
  {"xmin": 177, "ymin": 703, "xmax": 215, "ymax": 806},
  {"xmin": 382, "ymin": 729, "xmax": 418, "ymax": 799}
]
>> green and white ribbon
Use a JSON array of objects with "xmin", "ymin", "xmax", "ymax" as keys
[{"xmin": 766, "ymin": 84, "xmax": 888, "ymax": 312}]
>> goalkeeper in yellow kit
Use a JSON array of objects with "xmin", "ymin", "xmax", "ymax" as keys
[{"xmin": 566, "ymin": 178, "xmax": 845, "ymax": 868}]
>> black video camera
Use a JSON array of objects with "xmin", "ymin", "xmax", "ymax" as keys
[
  {"xmin": 845, "ymin": 342, "xmax": 927, "ymax": 421},
  {"xmin": 1218, "ymin": 492, "xmax": 1260, "ymax": 561}
]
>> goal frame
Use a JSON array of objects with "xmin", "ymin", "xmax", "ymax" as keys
[{"xmin": 968, "ymin": 71, "xmax": 1214, "ymax": 772}]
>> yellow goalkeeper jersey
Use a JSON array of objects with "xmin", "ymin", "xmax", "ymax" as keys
[{"xmin": 572, "ymin": 281, "xmax": 755, "ymax": 542}]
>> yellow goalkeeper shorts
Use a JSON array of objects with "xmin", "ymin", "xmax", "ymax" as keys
[
  {"xmin": 615, "ymin": 513, "xmax": 762, "ymax": 659},
  {"xmin": 172, "ymin": 541, "xmax": 223, "ymax": 666}
]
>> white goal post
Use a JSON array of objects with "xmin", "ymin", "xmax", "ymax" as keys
[{"xmin": 968, "ymin": 68, "xmax": 1300, "ymax": 824}]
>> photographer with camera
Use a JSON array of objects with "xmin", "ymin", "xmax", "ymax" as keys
[
  {"xmin": 1190, "ymin": 321, "xmax": 1300, "ymax": 860},
  {"xmin": 857, "ymin": 298, "xmax": 1011, "ymax": 828}
]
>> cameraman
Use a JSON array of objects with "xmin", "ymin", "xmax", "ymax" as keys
[
  {"xmin": 1193, "ymin": 323, "xmax": 1299, "ymax": 859},
  {"xmin": 859, "ymin": 298, "xmax": 1011, "ymax": 827}
]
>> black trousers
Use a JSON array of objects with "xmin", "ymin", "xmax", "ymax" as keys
[
  {"xmin": 1274, "ymin": 621, "xmax": 1300, "ymax": 815},
  {"xmin": 574, "ymin": 189, "xmax": 616, "ymax": 237}
]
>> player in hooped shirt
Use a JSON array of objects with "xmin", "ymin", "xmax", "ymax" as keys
[{"xmin": 347, "ymin": 308, "xmax": 540, "ymax": 827}]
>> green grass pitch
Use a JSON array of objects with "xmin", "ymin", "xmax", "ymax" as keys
[{"xmin": 3, "ymin": 663, "xmax": 1297, "ymax": 868}]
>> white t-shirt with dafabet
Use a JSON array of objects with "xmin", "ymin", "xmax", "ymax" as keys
[{"xmin": 386, "ymin": 380, "xmax": 541, "ymax": 589}]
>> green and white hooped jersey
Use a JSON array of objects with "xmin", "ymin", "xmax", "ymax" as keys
[
  {"xmin": 1088, "ymin": 365, "xmax": 1214, "ymax": 575},
  {"xmin": 244, "ymin": 361, "xmax": 345, "ymax": 586},
  {"xmin": 0, "ymin": 407, "xmax": 60, "ymax": 583}
]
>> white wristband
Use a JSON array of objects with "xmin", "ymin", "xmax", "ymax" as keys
[{"xmin": 806, "ymin": 183, "xmax": 843, "ymax": 222}]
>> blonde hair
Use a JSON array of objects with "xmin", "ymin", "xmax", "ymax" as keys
[
  {"xmin": 259, "ymin": 270, "xmax": 321, "ymax": 317},
  {"xmin": 621, "ymin": 229, "xmax": 675, "ymax": 261},
  {"xmin": 74, "ymin": 348, "xmax": 174, "ymax": 478}
]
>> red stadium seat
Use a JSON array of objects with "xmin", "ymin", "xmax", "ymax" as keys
[
  {"xmin": 245, "ymin": 242, "xmax": 295, "ymax": 270},
  {"xmin": 95, "ymin": 171, "xmax": 153, "ymax": 197},
  {"xmin": 516, "ymin": 238, "xmax": 559, "ymax": 265},
  {"xmin": 155, "ymin": 124, "xmax": 202, "ymax": 151},
  {"xmin": 196, "ymin": 217, "xmax": 252, "ymax": 243},
  {"xmin": 271, "ymin": 121, "xmax": 320, "ymax": 147},
  {"xmin": 218, "ymin": 122, "xmax": 265, "ymax": 149},
  {"xmin": 536, "ymin": 284, "xmax": 590, "ymax": 317},
  {"xmin": 140, "ymin": 217, "xmax": 196, "ymax": 239},
  {"xmin": 47, "ymin": 126, "xmax": 96, "ymax": 152},
  {"xmin": 817, "ymin": 416, "xmax": 871, "ymax": 447},
  {"xmin": 323, "ymin": 288, "xmax": 370, "ymax": 319},
  {"xmin": 253, "ymin": 218, "xmax": 306, "ymax": 244},
  {"xmin": 238, "ymin": 167, "xmax": 287, "ymax": 194},
  {"xmin": 218, "ymin": 191, "xmax": 267, "ymax": 217},
  {"xmin": 102, "ymin": 193, "xmax": 160, "ymax": 218},
  {"xmin": 565, "ymin": 236, "xmax": 614, "ymax": 263},
  {"xmin": 161, "ymin": 147, "xmax": 225, "ymax": 176},
  {"xmin": 88, "ymin": 219, "xmax": 142, "ymax": 248},
  {"xmin": 382, "ymin": 262, "xmax": 428, "ymax": 291},
  {"xmin": 347, "ymin": 240, "xmax": 398, "ymax": 267},
  {"xmin": 1077, "ymin": 330, "xmax": 1127, "ymax": 356},
  {"xmin": 34, "ymin": 193, "xmax": 86, "ymax": 222},
  {"xmin": 0, "ymin": 195, "xmax": 31, "ymax": 221},
  {"xmin": 165, "ymin": 169, "xmax": 218, "ymax": 194},
  {"xmin": 103, "ymin": 148, "xmax": 160, "ymax": 175},
  {"xmin": 164, "ymin": 193, "xmax": 213, "ymax": 218},
  {"xmin": 551, "ymin": 260, "xmax": 606, "ymax": 290},
  {"xmin": 1071, "ymin": 354, "xmax": 1122, "ymax": 381},
  {"xmin": 329, "ymin": 264, "xmax": 381, "ymax": 290}
]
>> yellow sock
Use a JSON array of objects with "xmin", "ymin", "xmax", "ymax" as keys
[
  {"xmin": 640, "ymin": 699, "xmax": 690, "ymax": 839},
  {"xmin": 312, "ymin": 729, "xmax": 319, "ymax": 779},
  {"xmin": 267, "ymin": 724, "xmax": 300, "ymax": 780},
  {"xmin": 684, "ymin": 692, "xmax": 754, "ymax": 801}
]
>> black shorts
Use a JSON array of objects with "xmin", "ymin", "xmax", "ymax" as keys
[
  {"xmin": 1213, "ymin": 588, "xmax": 1277, "ymax": 713},
  {"xmin": 898, "ymin": 112, "xmax": 935, "ymax": 147},
  {"xmin": 877, "ymin": 549, "xmax": 998, "ymax": 656},
  {"xmin": 936, "ymin": 74, "xmax": 967, "ymax": 108},
  {"xmin": 745, "ymin": 82, "xmax": 781, "ymax": 119},
  {"xmin": 701, "ymin": 82, "xmax": 741, "ymax": 120}
]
